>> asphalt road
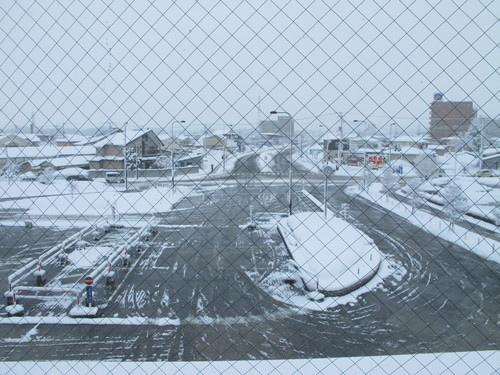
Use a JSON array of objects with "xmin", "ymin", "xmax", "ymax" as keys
[{"xmin": 0, "ymin": 153, "xmax": 498, "ymax": 361}]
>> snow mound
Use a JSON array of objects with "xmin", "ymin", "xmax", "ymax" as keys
[{"xmin": 280, "ymin": 212, "xmax": 382, "ymax": 294}]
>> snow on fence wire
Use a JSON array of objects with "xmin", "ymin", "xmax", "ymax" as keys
[{"xmin": 1, "ymin": 0, "xmax": 498, "ymax": 372}]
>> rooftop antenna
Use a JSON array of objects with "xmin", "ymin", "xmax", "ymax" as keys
[
  {"xmin": 256, "ymin": 95, "xmax": 262, "ymax": 126},
  {"xmin": 30, "ymin": 110, "xmax": 36, "ymax": 134}
]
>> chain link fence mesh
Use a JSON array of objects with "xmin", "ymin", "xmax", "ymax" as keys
[{"xmin": 0, "ymin": 0, "xmax": 498, "ymax": 374}]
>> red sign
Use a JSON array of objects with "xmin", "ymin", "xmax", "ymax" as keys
[
  {"xmin": 368, "ymin": 155, "xmax": 384, "ymax": 165},
  {"xmin": 84, "ymin": 276, "xmax": 94, "ymax": 286}
]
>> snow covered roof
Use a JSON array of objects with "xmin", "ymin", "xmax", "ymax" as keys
[
  {"xmin": 89, "ymin": 156, "xmax": 125, "ymax": 161},
  {"xmin": 392, "ymin": 135, "xmax": 429, "ymax": 143},
  {"xmin": 50, "ymin": 155, "xmax": 91, "ymax": 167},
  {"xmin": 93, "ymin": 132, "xmax": 127, "ymax": 148},
  {"xmin": 0, "ymin": 145, "xmax": 96, "ymax": 159},
  {"xmin": 56, "ymin": 134, "xmax": 89, "ymax": 144},
  {"xmin": 93, "ymin": 130, "xmax": 156, "ymax": 148},
  {"xmin": 483, "ymin": 148, "xmax": 499, "ymax": 157},
  {"xmin": 10, "ymin": 133, "xmax": 41, "ymax": 142}
]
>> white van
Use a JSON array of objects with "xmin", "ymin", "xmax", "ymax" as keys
[{"xmin": 105, "ymin": 172, "xmax": 125, "ymax": 184}]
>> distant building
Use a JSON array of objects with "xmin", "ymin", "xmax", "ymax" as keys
[
  {"xmin": 0, "ymin": 134, "xmax": 41, "ymax": 147},
  {"xmin": 482, "ymin": 149, "xmax": 500, "ymax": 170},
  {"xmin": 203, "ymin": 135, "xmax": 225, "ymax": 150},
  {"xmin": 428, "ymin": 99, "xmax": 476, "ymax": 144},
  {"xmin": 223, "ymin": 130, "xmax": 244, "ymax": 152},
  {"xmin": 259, "ymin": 116, "xmax": 294, "ymax": 144},
  {"xmin": 483, "ymin": 118, "xmax": 500, "ymax": 142},
  {"xmin": 323, "ymin": 136, "xmax": 349, "ymax": 163},
  {"xmin": 159, "ymin": 135, "xmax": 195, "ymax": 152},
  {"xmin": 89, "ymin": 129, "xmax": 163, "ymax": 170},
  {"xmin": 55, "ymin": 135, "xmax": 89, "ymax": 147}
]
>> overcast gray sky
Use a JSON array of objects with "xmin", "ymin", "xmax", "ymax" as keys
[{"xmin": 0, "ymin": 0, "xmax": 498, "ymax": 136}]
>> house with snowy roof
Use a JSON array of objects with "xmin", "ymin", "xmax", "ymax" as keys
[
  {"xmin": 89, "ymin": 129, "xmax": 163, "ymax": 170},
  {"xmin": 55, "ymin": 134, "xmax": 89, "ymax": 147},
  {"xmin": 0, "ymin": 133, "xmax": 42, "ymax": 147}
]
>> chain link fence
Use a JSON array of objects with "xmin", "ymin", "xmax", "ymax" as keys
[{"xmin": 0, "ymin": 0, "xmax": 498, "ymax": 374}]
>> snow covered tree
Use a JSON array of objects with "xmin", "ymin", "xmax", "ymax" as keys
[
  {"xmin": 67, "ymin": 179, "xmax": 77, "ymax": 198},
  {"xmin": 382, "ymin": 165, "xmax": 398, "ymax": 195},
  {"xmin": 152, "ymin": 155, "xmax": 171, "ymax": 169},
  {"xmin": 407, "ymin": 178, "xmax": 425, "ymax": 213},
  {"xmin": 38, "ymin": 167, "xmax": 56, "ymax": 185},
  {"xmin": 463, "ymin": 118, "xmax": 486, "ymax": 154},
  {"xmin": 3, "ymin": 161, "xmax": 21, "ymax": 182},
  {"xmin": 414, "ymin": 152, "xmax": 439, "ymax": 180},
  {"xmin": 441, "ymin": 181, "xmax": 469, "ymax": 230},
  {"xmin": 493, "ymin": 207, "xmax": 500, "ymax": 226},
  {"xmin": 363, "ymin": 167, "xmax": 375, "ymax": 189},
  {"xmin": 126, "ymin": 147, "xmax": 140, "ymax": 171}
]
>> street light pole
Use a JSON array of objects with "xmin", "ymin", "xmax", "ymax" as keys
[
  {"xmin": 270, "ymin": 110, "xmax": 293, "ymax": 216},
  {"xmin": 337, "ymin": 112, "xmax": 345, "ymax": 166},
  {"xmin": 123, "ymin": 121, "xmax": 128, "ymax": 191},
  {"xmin": 388, "ymin": 122, "xmax": 395, "ymax": 170},
  {"xmin": 171, "ymin": 120, "xmax": 185, "ymax": 191},
  {"xmin": 353, "ymin": 119, "xmax": 367, "ymax": 189}
]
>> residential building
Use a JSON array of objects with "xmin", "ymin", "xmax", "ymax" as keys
[
  {"xmin": 0, "ymin": 134, "xmax": 42, "ymax": 147},
  {"xmin": 89, "ymin": 129, "xmax": 163, "ymax": 170},
  {"xmin": 203, "ymin": 134, "xmax": 225, "ymax": 150},
  {"xmin": 323, "ymin": 136, "xmax": 349, "ymax": 163}
]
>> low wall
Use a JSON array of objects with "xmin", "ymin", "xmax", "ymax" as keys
[{"xmin": 88, "ymin": 166, "xmax": 199, "ymax": 179}]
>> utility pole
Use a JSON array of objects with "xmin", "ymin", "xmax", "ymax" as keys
[
  {"xmin": 270, "ymin": 110, "xmax": 294, "ymax": 216},
  {"xmin": 337, "ymin": 112, "xmax": 345, "ymax": 166},
  {"xmin": 123, "ymin": 121, "xmax": 128, "ymax": 191},
  {"xmin": 171, "ymin": 120, "xmax": 185, "ymax": 191}
]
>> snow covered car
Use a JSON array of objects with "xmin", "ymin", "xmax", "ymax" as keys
[
  {"xmin": 105, "ymin": 172, "xmax": 125, "ymax": 184},
  {"xmin": 66, "ymin": 174, "xmax": 92, "ymax": 181},
  {"xmin": 60, "ymin": 168, "xmax": 92, "ymax": 181},
  {"xmin": 472, "ymin": 169, "xmax": 493, "ymax": 177}
]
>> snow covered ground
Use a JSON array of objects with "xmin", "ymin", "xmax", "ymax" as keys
[
  {"xmin": 1, "ymin": 350, "xmax": 497, "ymax": 375},
  {"xmin": 0, "ymin": 178, "xmax": 192, "ymax": 227},
  {"xmin": 279, "ymin": 212, "xmax": 382, "ymax": 294},
  {"xmin": 347, "ymin": 183, "xmax": 500, "ymax": 264},
  {"xmin": 417, "ymin": 176, "xmax": 499, "ymax": 223}
]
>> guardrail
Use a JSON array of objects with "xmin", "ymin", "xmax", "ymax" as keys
[
  {"xmin": 71, "ymin": 219, "xmax": 158, "ymax": 313},
  {"xmin": 4, "ymin": 218, "xmax": 157, "ymax": 317},
  {"xmin": 6, "ymin": 218, "xmax": 108, "ymax": 293}
]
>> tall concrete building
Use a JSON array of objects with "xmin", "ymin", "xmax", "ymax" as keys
[
  {"xmin": 259, "ymin": 116, "xmax": 294, "ymax": 144},
  {"xmin": 428, "ymin": 97, "xmax": 476, "ymax": 144}
]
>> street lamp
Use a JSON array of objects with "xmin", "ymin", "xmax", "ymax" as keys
[
  {"xmin": 123, "ymin": 121, "xmax": 129, "ymax": 191},
  {"xmin": 171, "ymin": 120, "xmax": 185, "ymax": 191},
  {"xmin": 388, "ymin": 122, "xmax": 396, "ymax": 170},
  {"xmin": 336, "ymin": 112, "xmax": 345, "ymax": 166},
  {"xmin": 270, "ymin": 110, "xmax": 294, "ymax": 216},
  {"xmin": 353, "ymin": 119, "xmax": 368, "ymax": 189}
]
